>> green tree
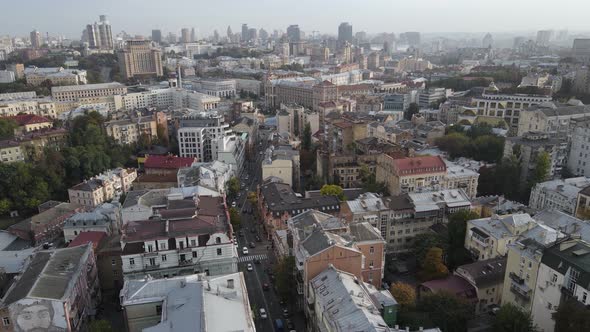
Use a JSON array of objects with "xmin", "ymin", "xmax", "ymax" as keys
[
  {"xmin": 0, "ymin": 118, "xmax": 18, "ymax": 139},
  {"xmin": 302, "ymin": 122, "xmax": 312, "ymax": 150},
  {"xmin": 156, "ymin": 124, "xmax": 169, "ymax": 146},
  {"xmin": 274, "ymin": 256, "xmax": 296, "ymax": 302},
  {"xmin": 88, "ymin": 319, "xmax": 114, "ymax": 332},
  {"xmin": 416, "ymin": 292, "xmax": 472, "ymax": 332},
  {"xmin": 405, "ymin": 103, "xmax": 419, "ymax": 120},
  {"xmin": 530, "ymin": 151, "xmax": 550, "ymax": 186},
  {"xmin": 247, "ymin": 191, "xmax": 257, "ymax": 206},
  {"xmin": 390, "ymin": 282, "xmax": 416, "ymax": 307},
  {"xmin": 227, "ymin": 177, "xmax": 240, "ymax": 198},
  {"xmin": 411, "ymin": 233, "xmax": 447, "ymax": 263},
  {"xmin": 320, "ymin": 184, "xmax": 345, "ymax": 201},
  {"xmin": 447, "ymin": 210, "xmax": 479, "ymax": 268},
  {"xmin": 435, "ymin": 133, "xmax": 470, "ymax": 159},
  {"xmin": 552, "ymin": 298, "xmax": 590, "ymax": 332},
  {"xmin": 0, "ymin": 198, "xmax": 11, "ymax": 215},
  {"xmin": 359, "ymin": 165, "xmax": 389, "ymax": 195},
  {"xmin": 418, "ymin": 247, "xmax": 449, "ymax": 281},
  {"xmin": 493, "ymin": 303, "xmax": 537, "ymax": 332},
  {"xmin": 229, "ymin": 207, "xmax": 241, "ymax": 230}
]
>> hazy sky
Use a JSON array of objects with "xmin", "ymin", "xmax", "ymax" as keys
[{"xmin": 4, "ymin": 0, "xmax": 590, "ymax": 38}]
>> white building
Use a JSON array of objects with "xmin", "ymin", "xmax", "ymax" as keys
[
  {"xmin": 443, "ymin": 160, "xmax": 480, "ymax": 200},
  {"xmin": 529, "ymin": 177, "xmax": 590, "ymax": 215},
  {"xmin": 199, "ymin": 79, "xmax": 237, "ymax": 98},
  {"xmin": 177, "ymin": 161, "xmax": 233, "ymax": 192},
  {"xmin": 567, "ymin": 118, "xmax": 590, "ymax": 176},
  {"xmin": 24, "ymin": 66, "xmax": 88, "ymax": 86},
  {"xmin": 217, "ymin": 135, "xmax": 246, "ymax": 177},
  {"xmin": 178, "ymin": 110, "xmax": 232, "ymax": 161},
  {"xmin": 63, "ymin": 203, "xmax": 120, "ymax": 242},
  {"xmin": 0, "ymin": 70, "xmax": 15, "ymax": 83},
  {"xmin": 120, "ymin": 272, "xmax": 255, "ymax": 332}
]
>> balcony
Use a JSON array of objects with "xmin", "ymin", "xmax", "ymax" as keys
[
  {"xmin": 179, "ymin": 259, "xmax": 193, "ymax": 266},
  {"xmin": 144, "ymin": 264, "xmax": 160, "ymax": 271},
  {"xmin": 509, "ymin": 272, "xmax": 525, "ymax": 285},
  {"xmin": 178, "ymin": 247, "xmax": 193, "ymax": 253},
  {"xmin": 510, "ymin": 282, "xmax": 531, "ymax": 301},
  {"xmin": 144, "ymin": 251, "xmax": 159, "ymax": 257}
]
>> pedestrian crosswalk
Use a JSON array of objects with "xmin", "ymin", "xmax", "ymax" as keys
[{"xmin": 238, "ymin": 254, "xmax": 267, "ymax": 263}]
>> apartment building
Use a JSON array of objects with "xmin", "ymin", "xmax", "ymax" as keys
[
  {"xmin": 120, "ymin": 273, "xmax": 255, "ymax": 332},
  {"xmin": 418, "ymin": 88, "xmax": 448, "ymax": 108},
  {"xmin": 62, "ymin": 202, "xmax": 120, "ymax": 243},
  {"xmin": 517, "ymin": 102, "xmax": 589, "ymax": 137},
  {"xmin": 24, "ymin": 66, "xmax": 88, "ymax": 86},
  {"xmin": 51, "ymin": 82, "xmax": 127, "ymax": 102},
  {"xmin": 118, "ymin": 40, "xmax": 163, "ymax": 80},
  {"xmin": 144, "ymin": 155, "xmax": 197, "ymax": 176},
  {"xmin": 277, "ymin": 103, "xmax": 320, "ymax": 138},
  {"xmin": 575, "ymin": 185, "xmax": 590, "ymax": 218},
  {"xmin": 0, "ymin": 96, "xmax": 57, "ymax": 118},
  {"xmin": 454, "ymin": 257, "xmax": 506, "ymax": 314},
  {"xmin": 529, "ymin": 177, "xmax": 590, "ymax": 215},
  {"xmin": 265, "ymin": 78, "xmax": 337, "ymax": 110},
  {"xmin": 68, "ymin": 168, "xmax": 137, "ymax": 207},
  {"xmin": 120, "ymin": 195, "xmax": 238, "ymax": 279},
  {"xmin": 0, "ymin": 244, "xmax": 99, "ymax": 332},
  {"xmin": 0, "ymin": 141, "xmax": 25, "ymax": 163},
  {"xmin": 262, "ymin": 145, "xmax": 300, "ymax": 189},
  {"xmin": 105, "ymin": 112, "xmax": 165, "ymax": 145},
  {"xmin": 177, "ymin": 110, "xmax": 232, "ymax": 161},
  {"xmin": 566, "ymin": 118, "xmax": 590, "ymax": 177},
  {"xmin": 377, "ymin": 155, "xmax": 447, "ymax": 196},
  {"xmin": 217, "ymin": 134, "xmax": 247, "ymax": 177}
]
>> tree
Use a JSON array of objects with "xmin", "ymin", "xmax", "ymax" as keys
[
  {"xmin": 435, "ymin": 133, "xmax": 470, "ymax": 159},
  {"xmin": 493, "ymin": 303, "xmax": 537, "ymax": 332},
  {"xmin": 247, "ymin": 191, "xmax": 257, "ymax": 206},
  {"xmin": 359, "ymin": 165, "xmax": 389, "ymax": 195},
  {"xmin": 274, "ymin": 256, "xmax": 296, "ymax": 302},
  {"xmin": 390, "ymin": 282, "xmax": 416, "ymax": 307},
  {"xmin": 411, "ymin": 233, "xmax": 447, "ymax": 263},
  {"xmin": 302, "ymin": 122, "xmax": 312, "ymax": 150},
  {"xmin": 552, "ymin": 298, "xmax": 590, "ymax": 332},
  {"xmin": 0, "ymin": 118, "xmax": 17, "ymax": 139},
  {"xmin": 447, "ymin": 210, "xmax": 479, "ymax": 268},
  {"xmin": 416, "ymin": 292, "xmax": 472, "ymax": 332},
  {"xmin": 405, "ymin": 103, "xmax": 419, "ymax": 120},
  {"xmin": 229, "ymin": 207, "xmax": 241, "ymax": 230},
  {"xmin": 320, "ymin": 184, "xmax": 345, "ymax": 201},
  {"xmin": 156, "ymin": 124, "xmax": 169, "ymax": 146},
  {"xmin": 227, "ymin": 177, "xmax": 240, "ymax": 198},
  {"xmin": 418, "ymin": 247, "xmax": 449, "ymax": 281},
  {"xmin": 88, "ymin": 319, "xmax": 114, "ymax": 332},
  {"xmin": 530, "ymin": 151, "xmax": 550, "ymax": 186}
]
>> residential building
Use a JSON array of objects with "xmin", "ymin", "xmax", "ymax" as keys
[
  {"xmin": 326, "ymin": 115, "xmax": 370, "ymax": 154},
  {"xmin": 529, "ymin": 177, "xmax": 590, "ymax": 215},
  {"xmin": 277, "ymin": 103, "xmax": 320, "ymax": 138},
  {"xmin": 264, "ymin": 78, "xmax": 337, "ymax": 110},
  {"xmin": 517, "ymin": 101, "xmax": 589, "ymax": 137},
  {"xmin": 383, "ymin": 93, "xmax": 410, "ymax": 112},
  {"xmin": 24, "ymin": 66, "xmax": 87, "ymax": 86},
  {"xmin": 567, "ymin": 118, "xmax": 590, "ymax": 176},
  {"xmin": 573, "ymin": 38, "xmax": 590, "ymax": 64},
  {"xmin": 120, "ymin": 195, "xmax": 238, "ymax": 279},
  {"xmin": 118, "ymin": 40, "xmax": 163, "ymax": 80},
  {"xmin": 376, "ymin": 155, "xmax": 447, "ymax": 196},
  {"xmin": 8, "ymin": 202, "xmax": 85, "ymax": 244},
  {"xmin": 465, "ymin": 214, "xmax": 539, "ymax": 260},
  {"xmin": 121, "ymin": 189, "xmax": 170, "ymax": 224},
  {"xmin": 179, "ymin": 160, "xmax": 232, "ymax": 192},
  {"xmin": 105, "ymin": 112, "xmax": 164, "ymax": 145},
  {"xmin": 177, "ymin": 110, "xmax": 232, "ymax": 161},
  {"xmin": 454, "ymin": 257, "xmax": 506, "ymax": 314},
  {"xmin": 0, "ymin": 95, "xmax": 57, "ymax": 118},
  {"xmin": 51, "ymin": 82, "xmax": 127, "ymax": 102},
  {"xmin": 0, "ymin": 70, "xmax": 15, "ymax": 84},
  {"xmin": 258, "ymin": 181, "xmax": 340, "ymax": 234},
  {"xmin": 397, "ymin": 57, "xmax": 433, "ymax": 72},
  {"xmin": 318, "ymin": 153, "xmax": 379, "ymax": 188},
  {"xmin": 443, "ymin": 160, "xmax": 480, "ymax": 199},
  {"xmin": 217, "ymin": 134, "xmax": 247, "ymax": 177},
  {"xmin": 504, "ymin": 132, "xmax": 569, "ymax": 186},
  {"xmin": 0, "ymin": 244, "xmax": 99, "ymax": 332},
  {"xmin": 85, "ymin": 15, "xmax": 113, "ymax": 49},
  {"xmin": 4, "ymin": 114, "xmax": 52, "ymax": 134},
  {"xmin": 120, "ymin": 273, "xmax": 255, "ymax": 332},
  {"xmin": 68, "ymin": 168, "xmax": 137, "ymax": 208},
  {"xmin": 418, "ymin": 88, "xmax": 448, "ymax": 108},
  {"xmin": 152, "ymin": 29, "xmax": 162, "ymax": 44},
  {"xmin": 63, "ymin": 203, "xmax": 120, "ymax": 242},
  {"xmin": 575, "ymin": 185, "xmax": 590, "ymax": 218},
  {"xmin": 262, "ymin": 145, "xmax": 300, "ymax": 189},
  {"xmin": 0, "ymin": 141, "xmax": 25, "ymax": 163},
  {"xmin": 531, "ymin": 239, "xmax": 590, "ymax": 332},
  {"xmin": 308, "ymin": 266, "xmax": 397, "ymax": 332},
  {"xmin": 144, "ymin": 155, "xmax": 197, "ymax": 176},
  {"xmin": 29, "ymin": 29, "xmax": 41, "ymax": 49}
]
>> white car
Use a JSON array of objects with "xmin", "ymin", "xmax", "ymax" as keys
[
  {"xmin": 259, "ymin": 308, "xmax": 268, "ymax": 319},
  {"xmin": 247, "ymin": 263, "xmax": 253, "ymax": 271},
  {"xmin": 231, "ymin": 201, "xmax": 237, "ymax": 208},
  {"xmin": 242, "ymin": 247, "xmax": 249, "ymax": 255}
]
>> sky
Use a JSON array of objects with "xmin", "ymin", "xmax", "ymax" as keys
[{"xmin": 4, "ymin": 0, "xmax": 590, "ymax": 38}]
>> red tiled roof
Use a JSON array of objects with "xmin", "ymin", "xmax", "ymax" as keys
[
  {"xmin": 4, "ymin": 114, "xmax": 52, "ymax": 126},
  {"xmin": 68, "ymin": 231, "xmax": 106, "ymax": 250},
  {"xmin": 333, "ymin": 121, "xmax": 353, "ymax": 129},
  {"xmin": 144, "ymin": 155, "xmax": 196, "ymax": 170},
  {"xmin": 393, "ymin": 155, "xmax": 447, "ymax": 176}
]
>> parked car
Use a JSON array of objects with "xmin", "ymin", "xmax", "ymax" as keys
[
  {"xmin": 247, "ymin": 263, "xmax": 253, "ymax": 271},
  {"xmin": 282, "ymin": 309, "xmax": 289, "ymax": 318},
  {"xmin": 231, "ymin": 201, "xmax": 237, "ymax": 208},
  {"xmin": 242, "ymin": 247, "xmax": 249, "ymax": 255},
  {"xmin": 249, "ymin": 242, "xmax": 255, "ymax": 248},
  {"xmin": 259, "ymin": 308, "xmax": 268, "ymax": 319},
  {"xmin": 263, "ymin": 283, "xmax": 270, "ymax": 291}
]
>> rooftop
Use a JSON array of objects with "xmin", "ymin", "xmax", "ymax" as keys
[
  {"xmin": 144, "ymin": 155, "xmax": 197, "ymax": 169},
  {"xmin": 51, "ymin": 82, "xmax": 125, "ymax": 93},
  {"xmin": 261, "ymin": 182, "xmax": 340, "ymax": 214},
  {"xmin": 393, "ymin": 156, "xmax": 447, "ymax": 176},
  {"xmin": 409, "ymin": 189, "xmax": 471, "ymax": 212},
  {"xmin": 3, "ymin": 114, "xmax": 52, "ymax": 126},
  {"xmin": 456, "ymin": 257, "xmax": 506, "ymax": 288},
  {"xmin": 542, "ymin": 239, "xmax": 590, "ymax": 290}
]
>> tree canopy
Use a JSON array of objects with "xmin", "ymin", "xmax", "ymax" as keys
[
  {"xmin": 0, "ymin": 118, "xmax": 17, "ymax": 139},
  {"xmin": 227, "ymin": 177, "xmax": 240, "ymax": 198},
  {"xmin": 320, "ymin": 184, "xmax": 345, "ymax": 201},
  {"xmin": 390, "ymin": 282, "xmax": 416, "ymax": 307},
  {"xmin": 493, "ymin": 303, "xmax": 537, "ymax": 332},
  {"xmin": 552, "ymin": 298, "xmax": 590, "ymax": 332},
  {"xmin": 447, "ymin": 210, "xmax": 479, "ymax": 268},
  {"xmin": 418, "ymin": 247, "xmax": 449, "ymax": 281}
]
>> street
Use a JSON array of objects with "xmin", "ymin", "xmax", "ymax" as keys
[{"xmin": 232, "ymin": 127, "xmax": 305, "ymax": 332}]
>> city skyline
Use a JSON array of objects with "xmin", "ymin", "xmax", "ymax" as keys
[{"xmin": 3, "ymin": 0, "xmax": 590, "ymax": 39}]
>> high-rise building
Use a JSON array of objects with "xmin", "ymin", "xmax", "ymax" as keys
[
  {"xmin": 241, "ymin": 24, "xmax": 249, "ymax": 42},
  {"xmin": 338, "ymin": 22, "xmax": 353, "ymax": 46},
  {"xmin": 400, "ymin": 32, "xmax": 421, "ymax": 46},
  {"xmin": 151, "ymin": 29, "xmax": 162, "ymax": 44},
  {"xmin": 259, "ymin": 28, "xmax": 269, "ymax": 41},
  {"xmin": 167, "ymin": 32, "xmax": 177, "ymax": 44},
  {"xmin": 30, "ymin": 30, "xmax": 41, "ymax": 49},
  {"xmin": 227, "ymin": 26, "xmax": 233, "ymax": 39},
  {"xmin": 190, "ymin": 27, "xmax": 196, "ymax": 42},
  {"xmin": 536, "ymin": 30, "xmax": 553, "ymax": 46},
  {"xmin": 248, "ymin": 28, "xmax": 257, "ymax": 42},
  {"xmin": 573, "ymin": 39, "xmax": 590, "ymax": 64},
  {"xmin": 118, "ymin": 40, "xmax": 163, "ymax": 80},
  {"xmin": 181, "ymin": 28, "xmax": 190, "ymax": 43},
  {"xmin": 482, "ymin": 33, "xmax": 494, "ymax": 48},
  {"xmin": 85, "ymin": 15, "xmax": 113, "ymax": 49},
  {"xmin": 287, "ymin": 25, "xmax": 301, "ymax": 42}
]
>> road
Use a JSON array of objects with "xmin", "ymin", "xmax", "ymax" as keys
[{"xmin": 232, "ymin": 128, "xmax": 304, "ymax": 332}]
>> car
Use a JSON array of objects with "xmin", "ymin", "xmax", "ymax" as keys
[
  {"xmin": 282, "ymin": 309, "xmax": 289, "ymax": 318},
  {"xmin": 232, "ymin": 238, "xmax": 237, "ymax": 245},
  {"xmin": 259, "ymin": 151, "xmax": 263, "ymax": 155},
  {"xmin": 249, "ymin": 242, "xmax": 255, "ymax": 248},
  {"xmin": 231, "ymin": 201, "xmax": 237, "ymax": 208},
  {"xmin": 242, "ymin": 247, "xmax": 249, "ymax": 255},
  {"xmin": 247, "ymin": 263, "xmax": 253, "ymax": 271},
  {"xmin": 259, "ymin": 308, "xmax": 267, "ymax": 319},
  {"xmin": 262, "ymin": 283, "xmax": 270, "ymax": 291}
]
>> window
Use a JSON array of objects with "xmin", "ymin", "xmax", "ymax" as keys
[
  {"xmin": 149, "ymin": 258, "xmax": 156, "ymax": 266},
  {"xmin": 583, "ymin": 292, "xmax": 588, "ymax": 303},
  {"xmin": 216, "ymin": 237, "xmax": 221, "ymax": 244},
  {"xmin": 192, "ymin": 251, "xmax": 197, "ymax": 258},
  {"xmin": 147, "ymin": 244, "xmax": 153, "ymax": 252},
  {"xmin": 156, "ymin": 305, "xmax": 163, "ymax": 316},
  {"xmin": 161, "ymin": 255, "xmax": 167, "ymax": 262},
  {"xmin": 369, "ymin": 246, "xmax": 375, "ymax": 254},
  {"xmin": 113, "ymin": 270, "xmax": 119, "ymax": 277},
  {"xmin": 369, "ymin": 260, "xmax": 374, "ymax": 268},
  {"xmin": 217, "ymin": 248, "xmax": 222, "ymax": 255},
  {"xmin": 129, "ymin": 258, "xmax": 135, "ymax": 266},
  {"xmin": 74, "ymin": 231, "xmax": 78, "ymax": 235},
  {"xmin": 191, "ymin": 239, "xmax": 196, "ymax": 247},
  {"xmin": 179, "ymin": 241, "xmax": 184, "ymax": 249},
  {"xmin": 550, "ymin": 273, "xmax": 558, "ymax": 284},
  {"xmin": 2, "ymin": 317, "xmax": 10, "ymax": 326}
]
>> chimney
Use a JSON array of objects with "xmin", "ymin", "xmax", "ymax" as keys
[{"xmin": 227, "ymin": 278, "xmax": 234, "ymax": 289}]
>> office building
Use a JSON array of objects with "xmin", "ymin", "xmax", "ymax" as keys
[
  {"xmin": 181, "ymin": 28, "xmax": 190, "ymax": 43},
  {"xmin": 0, "ymin": 70, "xmax": 15, "ymax": 83},
  {"xmin": 338, "ymin": 22, "xmax": 353, "ymax": 46},
  {"xmin": 24, "ymin": 66, "xmax": 88, "ymax": 86},
  {"xmin": 241, "ymin": 24, "xmax": 249, "ymax": 42},
  {"xmin": 573, "ymin": 38, "xmax": 590, "ymax": 63},
  {"xmin": 29, "ymin": 29, "xmax": 41, "ymax": 49},
  {"xmin": 51, "ymin": 82, "xmax": 127, "ymax": 102},
  {"xmin": 536, "ymin": 30, "xmax": 553, "ymax": 46},
  {"xmin": 287, "ymin": 25, "xmax": 301, "ymax": 42},
  {"xmin": 400, "ymin": 32, "xmax": 421, "ymax": 46},
  {"xmin": 152, "ymin": 29, "xmax": 162, "ymax": 43},
  {"xmin": 118, "ymin": 40, "xmax": 163, "ymax": 79},
  {"xmin": 85, "ymin": 15, "xmax": 113, "ymax": 49},
  {"xmin": 177, "ymin": 110, "xmax": 232, "ymax": 161}
]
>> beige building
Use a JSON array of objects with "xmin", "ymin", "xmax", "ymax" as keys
[
  {"xmin": 52, "ymin": 82, "xmax": 128, "ymax": 102},
  {"xmin": 68, "ymin": 168, "xmax": 137, "ymax": 207},
  {"xmin": 377, "ymin": 155, "xmax": 447, "ymax": 196},
  {"xmin": 105, "ymin": 115, "xmax": 159, "ymax": 145},
  {"xmin": 118, "ymin": 40, "xmax": 163, "ymax": 80},
  {"xmin": 0, "ymin": 96, "xmax": 57, "ymax": 118},
  {"xmin": 517, "ymin": 102, "xmax": 588, "ymax": 137},
  {"xmin": 0, "ymin": 140, "xmax": 25, "ymax": 163},
  {"xmin": 24, "ymin": 66, "xmax": 88, "ymax": 86},
  {"xmin": 575, "ymin": 185, "xmax": 590, "ymax": 218},
  {"xmin": 454, "ymin": 257, "xmax": 506, "ymax": 314}
]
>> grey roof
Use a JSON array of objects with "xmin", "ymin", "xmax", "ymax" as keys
[
  {"xmin": 261, "ymin": 182, "xmax": 340, "ymax": 215},
  {"xmin": 346, "ymin": 193, "xmax": 388, "ymax": 214},
  {"xmin": 349, "ymin": 222, "xmax": 383, "ymax": 243},
  {"xmin": 529, "ymin": 103, "xmax": 590, "ymax": 117},
  {"xmin": 533, "ymin": 209, "xmax": 590, "ymax": 242},
  {"xmin": 122, "ymin": 190, "xmax": 149, "ymax": 208},
  {"xmin": 383, "ymin": 194, "xmax": 414, "ymax": 211},
  {"xmin": 301, "ymin": 229, "xmax": 334, "ymax": 256},
  {"xmin": 456, "ymin": 257, "xmax": 506, "ymax": 288},
  {"xmin": 469, "ymin": 214, "xmax": 536, "ymax": 240},
  {"xmin": 290, "ymin": 210, "xmax": 346, "ymax": 241},
  {"xmin": 64, "ymin": 211, "xmax": 110, "ymax": 228},
  {"xmin": 542, "ymin": 240, "xmax": 590, "ymax": 290}
]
